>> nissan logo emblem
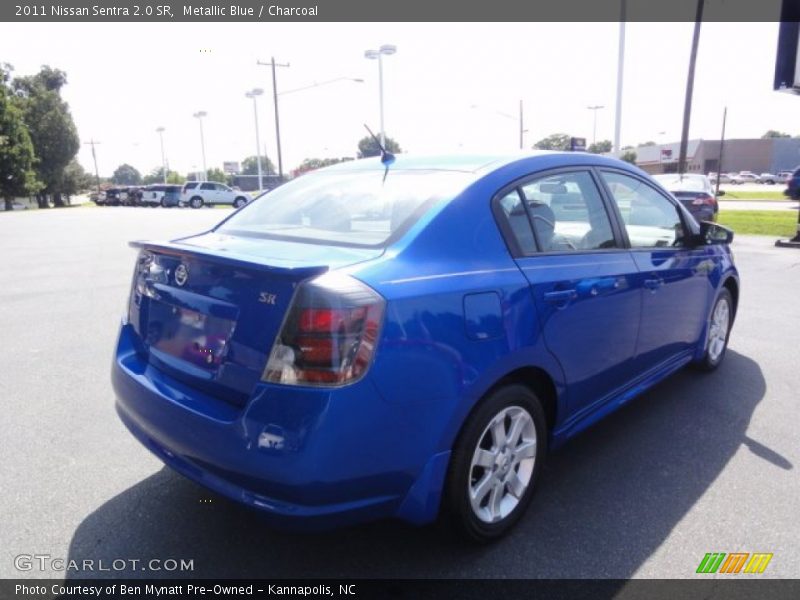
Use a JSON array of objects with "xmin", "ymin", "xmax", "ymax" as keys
[{"xmin": 174, "ymin": 264, "xmax": 189, "ymax": 286}]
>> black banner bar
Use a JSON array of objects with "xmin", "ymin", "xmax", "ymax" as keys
[
  {"xmin": 3, "ymin": 579, "xmax": 800, "ymax": 600},
  {"xmin": 0, "ymin": 0, "xmax": 787, "ymax": 23}
]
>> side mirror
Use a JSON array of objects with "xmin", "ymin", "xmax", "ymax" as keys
[
  {"xmin": 716, "ymin": 189, "xmax": 726, "ymax": 196},
  {"xmin": 697, "ymin": 221, "xmax": 734, "ymax": 245}
]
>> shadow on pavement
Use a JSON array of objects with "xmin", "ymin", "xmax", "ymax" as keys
[{"xmin": 66, "ymin": 350, "xmax": 778, "ymax": 579}]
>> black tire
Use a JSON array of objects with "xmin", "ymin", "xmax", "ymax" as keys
[
  {"xmin": 694, "ymin": 288, "xmax": 734, "ymax": 372},
  {"xmin": 443, "ymin": 383, "xmax": 547, "ymax": 543},
  {"xmin": 160, "ymin": 197, "xmax": 168, "ymax": 208},
  {"xmin": 189, "ymin": 196, "xmax": 204, "ymax": 209},
  {"xmin": 233, "ymin": 197, "xmax": 247, "ymax": 208}
]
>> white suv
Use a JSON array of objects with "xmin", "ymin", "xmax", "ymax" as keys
[{"xmin": 182, "ymin": 181, "xmax": 251, "ymax": 208}]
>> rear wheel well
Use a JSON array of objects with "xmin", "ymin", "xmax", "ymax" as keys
[{"xmin": 490, "ymin": 367, "xmax": 558, "ymax": 432}]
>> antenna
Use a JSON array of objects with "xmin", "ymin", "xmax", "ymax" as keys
[{"xmin": 363, "ymin": 124, "xmax": 395, "ymax": 165}]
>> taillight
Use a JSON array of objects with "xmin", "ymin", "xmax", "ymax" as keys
[
  {"xmin": 692, "ymin": 194, "xmax": 716, "ymax": 206},
  {"xmin": 263, "ymin": 272, "xmax": 385, "ymax": 387}
]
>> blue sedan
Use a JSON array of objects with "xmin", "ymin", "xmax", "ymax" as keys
[{"xmin": 113, "ymin": 152, "xmax": 738, "ymax": 541}]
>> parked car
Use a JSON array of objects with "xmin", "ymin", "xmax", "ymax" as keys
[
  {"xmin": 141, "ymin": 184, "xmax": 166, "ymax": 207},
  {"xmin": 707, "ymin": 172, "xmax": 733, "ymax": 184},
  {"xmin": 160, "ymin": 184, "xmax": 184, "ymax": 208},
  {"xmin": 104, "ymin": 187, "xmax": 122, "ymax": 206},
  {"xmin": 778, "ymin": 170, "xmax": 795, "ymax": 182},
  {"xmin": 181, "ymin": 181, "xmax": 250, "ymax": 208},
  {"xmin": 729, "ymin": 172, "xmax": 761, "ymax": 184},
  {"xmin": 652, "ymin": 173, "xmax": 720, "ymax": 222},
  {"xmin": 113, "ymin": 153, "xmax": 739, "ymax": 540},
  {"xmin": 126, "ymin": 186, "xmax": 146, "ymax": 206},
  {"xmin": 758, "ymin": 172, "xmax": 779, "ymax": 185}
]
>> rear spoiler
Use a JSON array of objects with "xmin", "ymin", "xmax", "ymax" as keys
[{"xmin": 129, "ymin": 240, "xmax": 329, "ymax": 279}]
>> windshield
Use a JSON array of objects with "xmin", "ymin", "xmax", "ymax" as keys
[
  {"xmin": 652, "ymin": 174, "xmax": 709, "ymax": 192},
  {"xmin": 216, "ymin": 168, "xmax": 474, "ymax": 247}
]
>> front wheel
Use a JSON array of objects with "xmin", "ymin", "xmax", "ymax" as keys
[
  {"xmin": 189, "ymin": 196, "xmax": 204, "ymax": 209},
  {"xmin": 695, "ymin": 288, "xmax": 733, "ymax": 371},
  {"xmin": 233, "ymin": 197, "xmax": 247, "ymax": 208},
  {"xmin": 443, "ymin": 384, "xmax": 547, "ymax": 542}
]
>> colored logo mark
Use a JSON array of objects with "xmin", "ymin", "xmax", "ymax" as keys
[{"xmin": 696, "ymin": 552, "xmax": 773, "ymax": 574}]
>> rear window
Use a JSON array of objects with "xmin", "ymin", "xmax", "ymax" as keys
[
  {"xmin": 652, "ymin": 175, "xmax": 708, "ymax": 192},
  {"xmin": 216, "ymin": 169, "xmax": 473, "ymax": 247},
  {"xmin": 183, "ymin": 182, "xmax": 199, "ymax": 191}
]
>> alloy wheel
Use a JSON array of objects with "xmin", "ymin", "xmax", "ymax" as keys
[{"xmin": 468, "ymin": 406, "xmax": 537, "ymax": 524}]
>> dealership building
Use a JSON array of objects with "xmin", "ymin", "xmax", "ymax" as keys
[{"xmin": 632, "ymin": 138, "xmax": 800, "ymax": 175}]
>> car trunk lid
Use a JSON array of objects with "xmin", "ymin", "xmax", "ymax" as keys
[{"xmin": 127, "ymin": 233, "xmax": 382, "ymax": 406}]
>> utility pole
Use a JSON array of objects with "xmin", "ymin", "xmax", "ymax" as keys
[
  {"xmin": 678, "ymin": 0, "xmax": 705, "ymax": 175},
  {"xmin": 84, "ymin": 139, "xmax": 101, "ymax": 194},
  {"xmin": 257, "ymin": 57, "xmax": 290, "ymax": 179},
  {"xmin": 613, "ymin": 0, "xmax": 626, "ymax": 154},
  {"xmin": 715, "ymin": 107, "xmax": 727, "ymax": 198}
]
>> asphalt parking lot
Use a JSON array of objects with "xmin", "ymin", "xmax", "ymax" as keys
[{"xmin": 1, "ymin": 207, "xmax": 798, "ymax": 579}]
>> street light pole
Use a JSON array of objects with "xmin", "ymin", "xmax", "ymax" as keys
[
  {"xmin": 193, "ymin": 111, "xmax": 208, "ymax": 180},
  {"xmin": 156, "ymin": 127, "xmax": 167, "ymax": 183},
  {"xmin": 245, "ymin": 88, "xmax": 264, "ymax": 191},
  {"xmin": 365, "ymin": 44, "xmax": 397, "ymax": 148},
  {"xmin": 715, "ymin": 107, "xmax": 727, "ymax": 198},
  {"xmin": 614, "ymin": 0, "xmax": 626, "ymax": 154},
  {"xmin": 587, "ymin": 105, "xmax": 605, "ymax": 146}
]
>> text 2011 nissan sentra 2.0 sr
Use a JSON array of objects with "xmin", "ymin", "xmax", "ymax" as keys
[{"xmin": 112, "ymin": 152, "xmax": 738, "ymax": 541}]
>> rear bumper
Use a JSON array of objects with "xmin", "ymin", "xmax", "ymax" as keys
[{"xmin": 112, "ymin": 323, "xmax": 449, "ymax": 529}]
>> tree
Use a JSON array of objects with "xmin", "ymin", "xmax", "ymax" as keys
[
  {"xmin": 357, "ymin": 135, "xmax": 402, "ymax": 158},
  {"xmin": 206, "ymin": 167, "xmax": 227, "ymax": 183},
  {"xmin": 112, "ymin": 163, "xmax": 142, "ymax": 185},
  {"xmin": 241, "ymin": 155, "xmax": 276, "ymax": 176},
  {"xmin": 293, "ymin": 156, "xmax": 354, "ymax": 176},
  {"xmin": 588, "ymin": 140, "xmax": 613, "ymax": 154},
  {"xmin": 12, "ymin": 66, "xmax": 80, "ymax": 208},
  {"xmin": 533, "ymin": 133, "xmax": 571, "ymax": 151},
  {"xmin": 0, "ymin": 65, "xmax": 39, "ymax": 210},
  {"xmin": 762, "ymin": 130, "xmax": 791, "ymax": 139},
  {"xmin": 142, "ymin": 167, "xmax": 183, "ymax": 185},
  {"xmin": 620, "ymin": 150, "xmax": 637, "ymax": 164},
  {"xmin": 59, "ymin": 158, "xmax": 93, "ymax": 196}
]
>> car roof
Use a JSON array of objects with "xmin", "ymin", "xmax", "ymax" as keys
[{"xmin": 318, "ymin": 151, "xmax": 641, "ymax": 178}]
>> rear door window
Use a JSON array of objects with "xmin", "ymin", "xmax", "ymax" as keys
[{"xmin": 519, "ymin": 171, "xmax": 618, "ymax": 252}]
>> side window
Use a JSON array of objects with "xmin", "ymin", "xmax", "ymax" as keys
[
  {"xmin": 519, "ymin": 171, "xmax": 618, "ymax": 252},
  {"xmin": 601, "ymin": 171, "xmax": 686, "ymax": 248},
  {"xmin": 200, "ymin": 183, "xmax": 215, "ymax": 191},
  {"xmin": 494, "ymin": 189, "xmax": 537, "ymax": 255}
]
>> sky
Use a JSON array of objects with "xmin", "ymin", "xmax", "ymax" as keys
[{"xmin": 1, "ymin": 20, "xmax": 798, "ymax": 178}]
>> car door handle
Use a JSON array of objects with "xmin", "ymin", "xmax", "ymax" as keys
[
  {"xmin": 644, "ymin": 278, "xmax": 663, "ymax": 290},
  {"xmin": 544, "ymin": 289, "xmax": 578, "ymax": 304},
  {"xmin": 576, "ymin": 277, "xmax": 621, "ymax": 297}
]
